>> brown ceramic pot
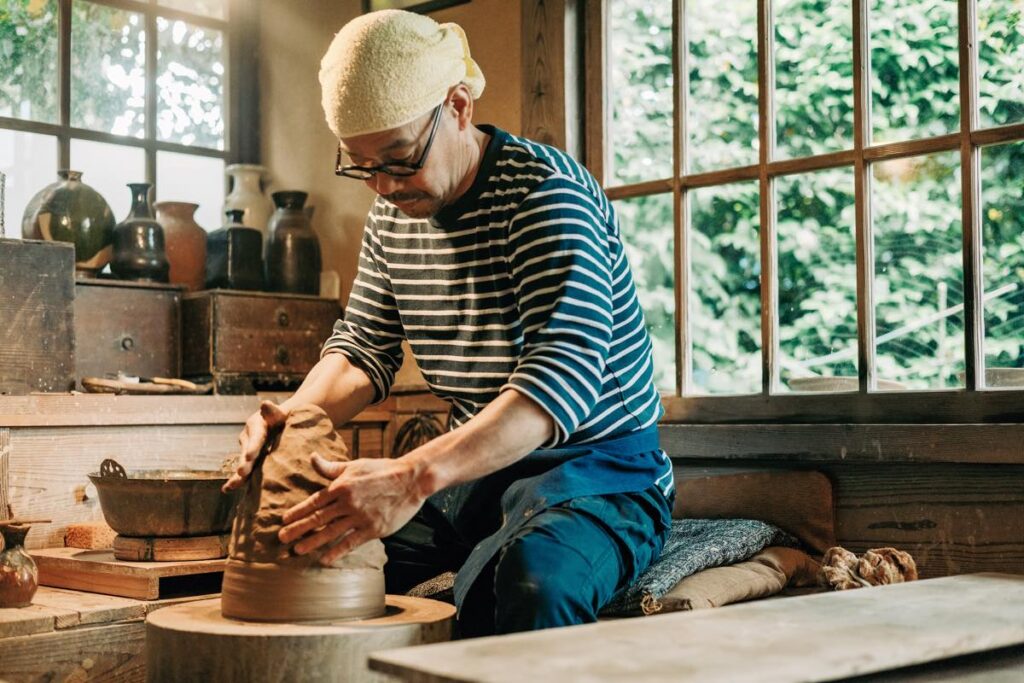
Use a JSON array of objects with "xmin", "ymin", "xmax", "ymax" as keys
[
  {"xmin": 155, "ymin": 201, "xmax": 207, "ymax": 292},
  {"xmin": 0, "ymin": 525, "xmax": 38, "ymax": 608}
]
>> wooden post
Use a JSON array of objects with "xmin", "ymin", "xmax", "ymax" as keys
[{"xmin": 521, "ymin": 0, "xmax": 582, "ymax": 158}]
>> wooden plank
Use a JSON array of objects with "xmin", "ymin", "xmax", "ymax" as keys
[
  {"xmin": 370, "ymin": 574, "xmax": 1024, "ymax": 683},
  {"xmin": 0, "ymin": 394, "xmax": 391, "ymax": 427},
  {"xmin": 29, "ymin": 587, "xmax": 146, "ymax": 629},
  {"xmin": 33, "ymin": 549, "xmax": 224, "ymax": 600},
  {"xmin": 660, "ymin": 423, "xmax": 1024, "ymax": 465},
  {"xmin": 0, "ymin": 621, "xmax": 146, "ymax": 682},
  {"xmin": 37, "ymin": 566, "xmax": 158, "ymax": 600},
  {"xmin": 0, "ymin": 604, "xmax": 74, "ymax": 639}
]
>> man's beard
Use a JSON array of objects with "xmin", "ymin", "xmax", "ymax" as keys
[{"xmin": 383, "ymin": 192, "xmax": 443, "ymax": 219}]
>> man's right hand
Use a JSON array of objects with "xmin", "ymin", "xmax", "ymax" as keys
[{"xmin": 222, "ymin": 400, "xmax": 290, "ymax": 492}]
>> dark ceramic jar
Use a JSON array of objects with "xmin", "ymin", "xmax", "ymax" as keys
[
  {"xmin": 22, "ymin": 170, "xmax": 116, "ymax": 277},
  {"xmin": 265, "ymin": 191, "xmax": 321, "ymax": 295},
  {"xmin": 206, "ymin": 209, "xmax": 265, "ymax": 291},
  {"xmin": 110, "ymin": 183, "xmax": 170, "ymax": 283},
  {"xmin": 0, "ymin": 525, "xmax": 38, "ymax": 608}
]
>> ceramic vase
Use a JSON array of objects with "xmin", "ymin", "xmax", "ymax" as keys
[
  {"xmin": 223, "ymin": 164, "xmax": 274, "ymax": 247},
  {"xmin": 22, "ymin": 170, "xmax": 116, "ymax": 277},
  {"xmin": 0, "ymin": 525, "xmax": 38, "ymax": 608},
  {"xmin": 110, "ymin": 183, "xmax": 170, "ymax": 283},
  {"xmin": 206, "ymin": 209, "xmax": 264, "ymax": 291},
  {"xmin": 155, "ymin": 201, "xmax": 207, "ymax": 292},
  {"xmin": 266, "ymin": 191, "xmax": 321, "ymax": 295}
]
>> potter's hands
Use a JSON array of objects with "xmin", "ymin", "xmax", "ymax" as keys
[
  {"xmin": 222, "ymin": 401, "xmax": 289, "ymax": 492},
  {"xmin": 278, "ymin": 454, "xmax": 427, "ymax": 565}
]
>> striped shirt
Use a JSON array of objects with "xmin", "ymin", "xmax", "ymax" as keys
[{"xmin": 323, "ymin": 126, "xmax": 672, "ymax": 494}]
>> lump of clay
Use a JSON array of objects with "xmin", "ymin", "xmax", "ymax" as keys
[
  {"xmin": 221, "ymin": 404, "xmax": 387, "ymax": 622},
  {"xmin": 820, "ymin": 545, "xmax": 918, "ymax": 591}
]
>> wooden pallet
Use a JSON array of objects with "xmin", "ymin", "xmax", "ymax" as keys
[{"xmin": 31, "ymin": 548, "xmax": 225, "ymax": 600}]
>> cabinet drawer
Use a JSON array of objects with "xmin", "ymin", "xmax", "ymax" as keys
[
  {"xmin": 182, "ymin": 290, "xmax": 340, "ymax": 381},
  {"xmin": 74, "ymin": 279, "xmax": 182, "ymax": 386}
]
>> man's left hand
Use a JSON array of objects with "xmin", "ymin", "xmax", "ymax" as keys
[{"xmin": 278, "ymin": 454, "xmax": 426, "ymax": 565}]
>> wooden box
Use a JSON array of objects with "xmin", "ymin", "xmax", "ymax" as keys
[
  {"xmin": 0, "ymin": 238, "xmax": 75, "ymax": 394},
  {"xmin": 74, "ymin": 279, "xmax": 183, "ymax": 386},
  {"xmin": 181, "ymin": 290, "xmax": 341, "ymax": 394}
]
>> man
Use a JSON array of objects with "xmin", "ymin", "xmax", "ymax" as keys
[{"xmin": 225, "ymin": 9, "xmax": 673, "ymax": 637}]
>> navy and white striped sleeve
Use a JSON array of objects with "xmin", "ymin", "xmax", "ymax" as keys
[
  {"xmin": 321, "ymin": 215, "xmax": 405, "ymax": 403},
  {"xmin": 501, "ymin": 176, "xmax": 613, "ymax": 446}
]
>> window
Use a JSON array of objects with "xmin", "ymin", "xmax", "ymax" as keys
[
  {"xmin": 0, "ymin": 0, "xmax": 236, "ymax": 235},
  {"xmin": 585, "ymin": 0, "xmax": 1024, "ymax": 422}
]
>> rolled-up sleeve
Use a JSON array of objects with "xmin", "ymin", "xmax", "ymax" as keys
[
  {"xmin": 321, "ymin": 214, "xmax": 405, "ymax": 403},
  {"xmin": 501, "ymin": 176, "xmax": 613, "ymax": 446}
]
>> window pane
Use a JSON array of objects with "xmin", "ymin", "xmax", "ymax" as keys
[
  {"xmin": 873, "ymin": 151, "xmax": 963, "ymax": 390},
  {"xmin": 980, "ymin": 141, "xmax": 1024, "ymax": 388},
  {"xmin": 157, "ymin": 17, "xmax": 225, "ymax": 149},
  {"xmin": 71, "ymin": 1, "xmax": 146, "ymax": 137},
  {"xmin": 0, "ymin": 0, "xmax": 59, "ymax": 123},
  {"xmin": 870, "ymin": 0, "xmax": 959, "ymax": 144},
  {"xmin": 607, "ymin": 0, "xmax": 673, "ymax": 186},
  {"xmin": 70, "ymin": 139, "xmax": 145, "ymax": 221},
  {"xmin": 0, "ymin": 130, "xmax": 57, "ymax": 240},
  {"xmin": 156, "ymin": 0, "xmax": 226, "ymax": 20},
  {"xmin": 686, "ymin": 0, "xmax": 758, "ymax": 174},
  {"xmin": 156, "ymin": 151, "xmax": 224, "ymax": 230},
  {"xmin": 690, "ymin": 181, "xmax": 761, "ymax": 395},
  {"xmin": 775, "ymin": 0, "xmax": 854, "ymax": 160},
  {"xmin": 978, "ymin": 0, "xmax": 1024, "ymax": 129},
  {"xmin": 614, "ymin": 193, "xmax": 676, "ymax": 393},
  {"xmin": 777, "ymin": 167, "xmax": 858, "ymax": 392}
]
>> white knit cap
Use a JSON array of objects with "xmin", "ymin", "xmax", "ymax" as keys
[{"xmin": 319, "ymin": 10, "xmax": 486, "ymax": 139}]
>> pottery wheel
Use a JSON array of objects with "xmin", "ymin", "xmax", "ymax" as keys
[{"xmin": 146, "ymin": 595, "xmax": 455, "ymax": 683}]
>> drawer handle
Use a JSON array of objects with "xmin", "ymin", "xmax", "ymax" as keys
[
  {"xmin": 120, "ymin": 336, "xmax": 135, "ymax": 351},
  {"xmin": 276, "ymin": 310, "xmax": 290, "ymax": 327},
  {"xmin": 275, "ymin": 346, "xmax": 290, "ymax": 365}
]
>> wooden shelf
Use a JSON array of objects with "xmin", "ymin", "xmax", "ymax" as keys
[{"xmin": 0, "ymin": 394, "xmax": 391, "ymax": 428}]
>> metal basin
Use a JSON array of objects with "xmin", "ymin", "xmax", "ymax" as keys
[{"xmin": 88, "ymin": 462, "xmax": 241, "ymax": 538}]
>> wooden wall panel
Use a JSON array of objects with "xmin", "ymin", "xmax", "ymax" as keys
[
  {"xmin": 9, "ymin": 425, "xmax": 240, "ymax": 549},
  {"xmin": 672, "ymin": 460, "xmax": 1024, "ymax": 579},
  {"xmin": 0, "ymin": 621, "xmax": 145, "ymax": 682}
]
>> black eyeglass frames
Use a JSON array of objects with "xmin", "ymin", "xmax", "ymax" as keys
[{"xmin": 335, "ymin": 101, "xmax": 446, "ymax": 180}]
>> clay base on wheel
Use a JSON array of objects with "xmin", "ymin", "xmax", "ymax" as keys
[{"xmin": 221, "ymin": 559, "xmax": 386, "ymax": 622}]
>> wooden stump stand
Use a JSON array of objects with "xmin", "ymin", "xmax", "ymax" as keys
[{"xmin": 146, "ymin": 594, "xmax": 455, "ymax": 683}]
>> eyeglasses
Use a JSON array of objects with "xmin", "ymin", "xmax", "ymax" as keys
[{"xmin": 335, "ymin": 101, "xmax": 445, "ymax": 180}]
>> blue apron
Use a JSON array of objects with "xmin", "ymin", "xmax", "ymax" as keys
[{"xmin": 424, "ymin": 427, "xmax": 671, "ymax": 610}]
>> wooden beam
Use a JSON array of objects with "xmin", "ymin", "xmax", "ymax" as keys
[
  {"xmin": 660, "ymin": 423, "xmax": 1024, "ymax": 465},
  {"xmin": 521, "ymin": 0, "xmax": 582, "ymax": 158}
]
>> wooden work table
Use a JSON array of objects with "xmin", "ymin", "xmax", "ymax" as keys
[
  {"xmin": 0, "ymin": 586, "xmax": 216, "ymax": 681},
  {"xmin": 370, "ymin": 573, "xmax": 1024, "ymax": 683}
]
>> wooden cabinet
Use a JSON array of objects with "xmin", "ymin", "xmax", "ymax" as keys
[
  {"xmin": 181, "ymin": 290, "xmax": 341, "ymax": 394},
  {"xmin": 73, "ymin": 279, "xmax": 183, "ymax": 387},
  {"xmin": 0, "ymin": 239, "xmax": 75, "ymax": 395}
]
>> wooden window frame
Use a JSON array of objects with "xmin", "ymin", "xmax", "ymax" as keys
[
  {"xmin": 0, "ymin": 0, "xmax": 260, "ymax": 189},
  {"xmin": 580, "ymin": 0, "xmax": 1024, "ymax": 425}
]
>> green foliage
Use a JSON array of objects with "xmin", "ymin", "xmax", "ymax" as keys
[
  {"xmin": 612, "ymin": 0, "xmax": 1024, "ymax": 392},
  {"xmin": 0, "ymin": 0, "xmax": 223, "ymax": 147},
  {"xmin": 0, "ymin": 0, "xmax": 59, "ymax": 122}
]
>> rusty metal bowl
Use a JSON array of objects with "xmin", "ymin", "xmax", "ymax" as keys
[{"xmin": 88, "ymin": 459, "xmax": 241, "ymax": 538}]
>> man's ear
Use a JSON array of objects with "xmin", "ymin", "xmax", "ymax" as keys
[{"xmin": 449, "ymin": 83, "xmax": 474, "ymax": 131}]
